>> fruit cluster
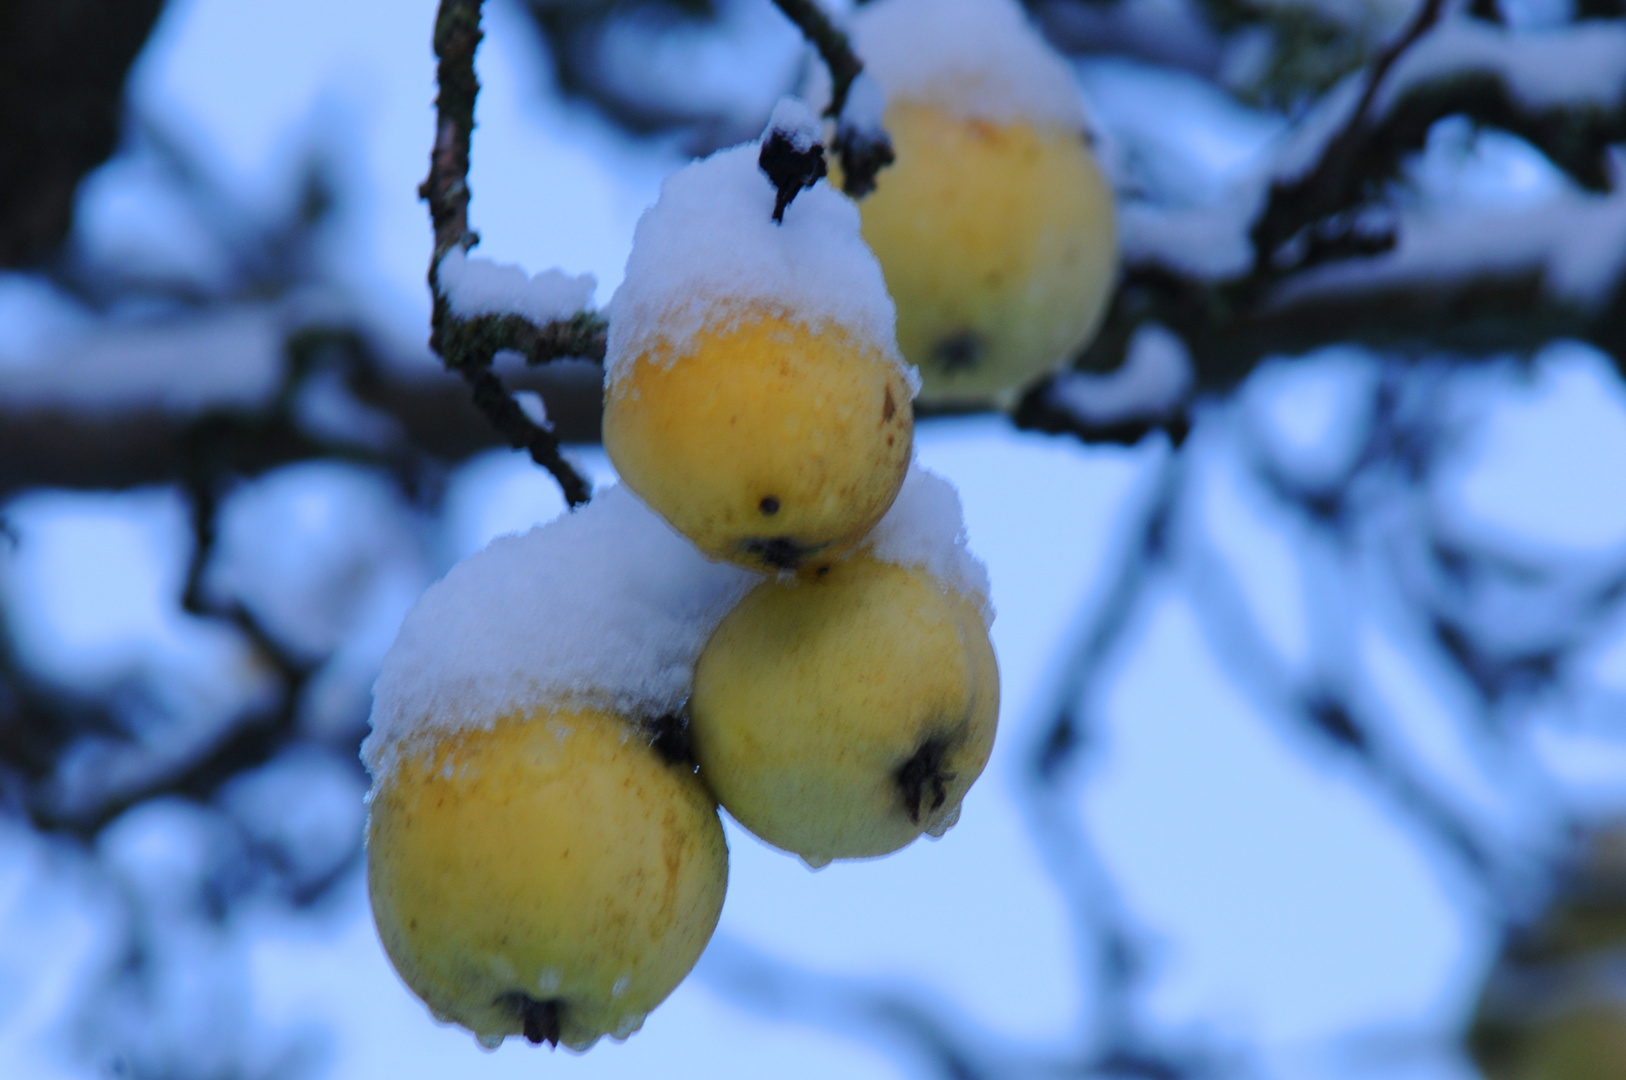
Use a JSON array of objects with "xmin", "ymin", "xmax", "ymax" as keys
[
  {"xmin": 365, "ymin": 0, "xmax": 1117, "ymax": 1053},
  {"xmin": 365, "ymin": 125, "xmax": 999, "ymax": 1053},
  {"xmin": 364, "ymin": 464, "xmax": 997, "ymax": 1051}
]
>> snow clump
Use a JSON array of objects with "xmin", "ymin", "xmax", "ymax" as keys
[
  {"xmin": 363, "ymin": 486, "xmax": 759, "ymax": 784},
  {"xmin": 437, "ymin": 247, "xmax": 597, "ymax": 325},
  {"xmin": 807, "ymin": 0, "xmax": 1086, "ymax": 130},
  {"xmin": 863, "ymin": 463, "xmax": 994, "ymax": 627},
  {"xmin": 605, "ymin": 105, "xmax": 909, "ymax": 389},
  {"xmin": 765, "ymin": 96, "xmax": 822, "ymax": 152}
]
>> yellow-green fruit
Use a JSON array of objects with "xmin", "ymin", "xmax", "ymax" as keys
[
  {"xmin": 1471, "ymin": 1002, "xmax": 1626, "ymax": 1080},
  {"xmin": 603, "ymin": 310, "xmax": 913, "ymax": 574},
  {"xmin": 1468, "ymin": 825, "xmax": 1626, "ymax": 1080},
  {"xmin": 850, "ymin": 98, "xmax": 1117, "ymax": 407},
  {"xmin": 689, "ymin": 554, "xmax": 998, "ymax": 865},
  {"xmin": 366, "ymin": 708, "xmax": 728, "ymax": 1051}
]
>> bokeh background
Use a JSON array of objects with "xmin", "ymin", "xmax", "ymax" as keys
[{"xmin": 3, "ymin": 0, "xmax": 1626, "ymax": 1077}]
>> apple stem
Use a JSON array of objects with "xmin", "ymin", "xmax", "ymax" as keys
[
  {"xmin": 738, "ymin": 534, "xmax": 816, "ymax": 571},
  {"xmin": 758, "ymin": 129, "xmax": 827, "ymax": 224}
]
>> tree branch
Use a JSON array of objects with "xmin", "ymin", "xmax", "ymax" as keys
[
  {"xmin": 0, "ymin": 325, "xmax": 606, "ymax": 498},
  {"xmin": 1249, "ymin": 0, "xmax": 1448, "ymax": 271},
  {"xmin": 0, "ymin": 0, "xmax": 169, "ymax": 265},
  {"xmin": 770, "ymin": 0, "xmax": 863, "ymax": 120},
  {"xmin": 423, "ymin": 0, "xmax": 595, "ymax": 506}
]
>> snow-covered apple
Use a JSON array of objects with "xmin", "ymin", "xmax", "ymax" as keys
[
  {"xmin": 362, "ymin": 488, "xmax": 757, "ymax": 1049},
  {"xmin": 820, "ymin": 0, "xmax": 1118, "ymax": 407},
  {"xmin": 603, "ymin": 102, "xmax": 916, "ymax": 573}
]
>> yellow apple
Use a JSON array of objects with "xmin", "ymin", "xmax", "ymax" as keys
[
  {"xmin": 688, "ymin": 553, "xmax": 998, "ymax": 865},
  {"xmin": 1469, "ymin": 824, "xmax": 1626, "ymax": 1080},
  {"xmin": 1472, "ymin": 1001, "xmax": 1626, "ymax": 1080},
  {"xmin": 366, "ymin": 706, "xmax": 728, "ymax": 1051},
  {"xmin": 603, "ymin": 309, "xmax": 913, "ymax": 573},
  {"xmin": 846, "ymin": 98, "xmax": 1117, "ymax": 408}
]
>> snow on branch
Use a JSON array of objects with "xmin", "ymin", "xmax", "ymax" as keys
[
  {"xmin": 1379, "ymin": 18, "xmax": 1626, "ymax": 118},
  {"xmin": 1247, "ymin": 12, "xmax": 1626, "ymax": 279},
  {"xmin": 1064, "ymin": 7, "xmax": 1626, "ymax": 413},
  {"xmin": 1248, "ymin": 0, "xmax": 1450, "ymax": 274},
  {"xmin": 0, "ymin": 307, "xmax": 285, "ymax": 415},
  {"xmin": 1046, "ymin": 323, "xmax": 1195, "ymax": 428},
  {"xmin": 1373, "ymin": 18, "xmax": 1626, "ymax": 193},
  {"xmin": 436, "ymin": 248, "xmax": 596, "ymax": 326},
  {"xmin": 1276, "ymin": 174, "xmax": 1626, "ymax": 308},
  {"xmin": 423, "ymin": 0, "xmax": 596, "ymax": 507}
]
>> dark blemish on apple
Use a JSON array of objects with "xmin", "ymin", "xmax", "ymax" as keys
[
  {"xmin": 933, "ymin": 331, "xmax": 985, "ymax": 373},
  {"xmin": 759, "ymin": 496, "xmax": 780, "ymax": 516},
  {"xmin": 882, "ymin": 386, "xmax": 896, "ymax": 423}
]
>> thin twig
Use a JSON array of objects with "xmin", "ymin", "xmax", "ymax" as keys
[
  {"xmin": 423, "ymin": 0, "xmax": 482, "ymax": 274},
  {"xmin": 769, "ymin": 0, "xmax": 863, "ymax": 120},
  {"xmin": 1017, "ymin": 449, "xmax": 1209, "ymax": 1074},
  {"xmin": 767, "ymin": 0, "xmax": 895, "ymax": 195},
  {"xmin": 1249, "ymin": 0, "xmax": 1448, "ymax": 271},
  {"xmin": 422, "ymin": 0, "xmax": 594, "ymax": 506}
]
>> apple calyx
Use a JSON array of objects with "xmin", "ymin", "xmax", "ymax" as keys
[
  {"xmin": 896, "ymin": 735, "xmax": 957, "ymax": 824},
  {"xmin": 497, "ymin": 993, "xmax": 563, "ymax": 1048}
]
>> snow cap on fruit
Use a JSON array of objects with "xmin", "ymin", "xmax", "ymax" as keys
[
  {"xmin": 807, "ymin": 0, "xmax": 1086, "ymax": 130},
  {"xmin": 363, "ymin": 486, "xmax": 758, "ymax": 784},
  {"xmin": 605, "ymin": 98, "xmax": 914, "ymax": 392},
  {"xmin": 863, "ymin": 462, "xmax": 994, "ymax": 627}
]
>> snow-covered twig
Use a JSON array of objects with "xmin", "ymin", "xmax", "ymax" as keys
[
  {"xmin": 1249, "ymin": 0, "xmax": 1449, "ymax": 273},
  {"xmin": 1373, "ymin": 19, "xmax": 1626, "ymax": 192},
  {"xmin": 0, "ymin": 321, "xmax": 600, "ymax": 497},
  {"xmin": 424, "ymin": 0, "xmax": 594, "ymax": 507},
  {"xmin": 1243, "ymin": 13, "xmax": 1626, "ymax": 289}
]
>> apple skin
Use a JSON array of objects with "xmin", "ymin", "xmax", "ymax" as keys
[
  {"xmin": 366, "ymin": 707, "xmax": 728, "ymax": 1051},
  {"xmin": 1471, "ymin": 1002, "xmax": 1626, "ymax": 1080},
  {"xmin": 1468, "ymin": 826, "xmax": 1626, "ymax": 1080},
  {"xmin": 603, "ymin": 310, "xmax": 913, "ymax": 574},
  {"xmin": 845, "ymin": 98, "xmax": 1118, "ymax": 407},
  {"xmin": 688, "ymin": 554, "xmax": 998, "ymax": 866}
]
